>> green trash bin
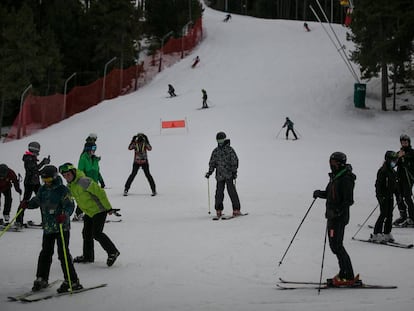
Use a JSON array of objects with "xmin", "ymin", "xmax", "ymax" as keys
[{"xmin": 354, "ymin": 83, "xmax": 366, "ymax": 108}]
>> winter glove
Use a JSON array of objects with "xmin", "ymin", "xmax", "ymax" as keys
[
  {"xmin": 56, "ymin": 214, "xmax": 66, "ymax": 224},
  {"xmin": 19, "ymin": 200, "xmax": 28, "ymax": 210},
  {"xmin": 40, "ymin": 156, "xmax": 51, "ymax": 166},
  {"xmin": 16, "ymin": 187, "xmax": 22, "ymax": 195},
  {"xmin": 205, "ymin": 172, "xmax": 211, "ymax": 179},
  {"xmin": 100, "ymin": 181, "xmax": 106, "ymax": 188},
  {"xmin": 313, "ymin": 190, "xmax": 323, "ymax": 199},
  {"xmin": 132, "ymin": 135, "xmax": 137, "ymax": 142},
  {"xmin": 232, "ymin": 172, "xmax": 237, "ymax": 179}
]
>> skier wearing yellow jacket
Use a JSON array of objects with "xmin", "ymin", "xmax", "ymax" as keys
[{"xmin": 59, "ymin": 163, "xmax": 120, "ymax": 267}]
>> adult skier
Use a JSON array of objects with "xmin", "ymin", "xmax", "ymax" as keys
[
  {"xmin": 393, "ymin": 134, "xmax": 414, "ymax": 227},
  {"xmin": 16, "ymin": 142, "xmax": 50, "ymax": 227},
  {"xmin": 282, "ymin": 117, "xmax": 298, "ymax": 140},
  {"xmin": 0, "ymin": 164, "xmax": 22, "ymax": 224},
  {"xmin": 19, "ymin": 165, "xmax": 82, "ymax": 293},
  {"xmin": 201, "ymin": 89, "xmax": 208, "ymax": 109},
  {"xmin": 191, "ymin": 56, "xmax": 200, "ymax": 68},
  {"xmin": 124, "ymin": 133, "xmax": 156, "ymax": 197},
  {"xmin": 205, "ymin": 132, "xmax": 241, "ymax": 218},
  {"xmin": 370, "ymin": 151, "xmax": 398, "ymax": 243},
  {"xmin": 313, "ymin": 152, "xmax": 358, "ymax": 287},
  {"xmin": 59, "ymin": 163, "xmax": 120, "ymax": 267}
]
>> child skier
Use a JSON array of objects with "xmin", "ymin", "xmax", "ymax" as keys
[{"xmin": 0, "ymin": 164, "xmax": 22, "ymax": 224}]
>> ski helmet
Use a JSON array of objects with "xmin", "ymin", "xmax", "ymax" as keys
[
  {"xmin": 385, "ymin": 150, "xmax": 398, "ymax": 161},
  {"xmin": 400, "ymin": 134, "xmax": 411, "ymax": 143},
  {"xmin": 0, "ymin": 164, "xmax": 8, "ymax": 178},
  {"xmin": 329, "ymin": 152, "xmax": 347, "ymax": 165},
  {"xmin": 28, "ymin": 141, "xmax": 40, "ymax": 155},
  {"xmin": 216, "ymin": 131, "xmax": 226, "ymax": 140},
  {"xmin": 59, "ymin": 162, "xmax": 76, "ymax": 175},
  {"xmin": 86, "ymin": 133, "xmax": 98, "ymax": 143},
  {"xmin": 40, "ymin": 165, "xmax": 58, "ymax": 179}
]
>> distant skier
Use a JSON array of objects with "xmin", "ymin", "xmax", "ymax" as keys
[
  {"xmin": 168, "ymin": 84, "xmax": 177, "ymax": 97},
  {"xmin": 0, "ymin": 164, "xmax": 22, "ymax": 224},
  {"xmin": 191, "ymin": 56, "xmax": 200, "ymax": 68},
  {"xmin": 201, "ymin": 89, "xmax": 209, "ymax": 109},
  {"xmin": 370, "ymin": 151, "xmax": 398, "ymax": 243},
  {"xmin": 304, "ymin": 22, "xmax": 311, "ymax": 32},
  {"xmin": 124, "ymin": 133, "xmax": 157, "ymax": 197},
  {"xmin": 282, "ymin": 117, "xmax": 298, "ymax": 140},
  {"xmin": 205, "ymin": 132, "xmax": 241, "ymax": 218},
  {"xmin": 313, "ymin": 152, "xmax": 358, "ymax": 287},
  {"xmin": 223, "ymin": 14, "xmax": 232, "ymax": 22}
]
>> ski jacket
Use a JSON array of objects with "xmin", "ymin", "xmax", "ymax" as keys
[
  {"xmin": 283, "ymin": 119, "xmax": 294, "ymax": 129},
  {"xmin": 375, "ymin": 163, "xmax": 397, "ymax": 200},
  {"xmin": 129, "ymin": 140, "xmax": 152, "ymax": 165},
  {"xmin": 66, "ymin": 170, "xmax": 112, "ymax": 218},
  {"xmin": 208, "ymin": 139, "xmax": 239, "ymax": 181},
  {"xmin": 78, "ymin": 152, "xmax": 102, "ymax": 183},
  {"xmin": 0, "ymin": 168, "xmax": 21, "ymax": 193},
  {"xmin": 318, "ymin": 164, "xmax": 356, "ymax": 224},
  {"xmin": 27, "ymin": 176, "xmax": 74, "ymax": 234},
  {"xmin": 22, "ymin": 151, "xmax": 48, "ymax": 185},
  {"xmin": 396, "ymin": 146, "xmax": 414, "ymax": 186}
]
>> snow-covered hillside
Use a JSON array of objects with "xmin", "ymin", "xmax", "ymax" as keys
[{"xmin": 1, "ymin": 5, "xmax": 414, "ymax": 311}]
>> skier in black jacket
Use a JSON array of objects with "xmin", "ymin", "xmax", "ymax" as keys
[
  {"xmin": 370, "ymin": 151, "xmax": 398, "ymax": 243},
  {"xmin": 313, "ymin": 151, "xmax": 357, "ymax": 287},
  {"xmin": 16, "ymin": 142, "xmax": 50, "ymax": 227},
  {"xmin": 393, "ymin": 134, "xmax": 414, "ymax": 227}
]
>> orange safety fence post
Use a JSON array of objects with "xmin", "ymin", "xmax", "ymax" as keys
[{"xmin": 160, "ymin": 117, "xmax": 188, "ymax": 134}]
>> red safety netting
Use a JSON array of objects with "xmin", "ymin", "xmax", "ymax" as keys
[{"xmin": 5, "ymin": 18, "xmax": 203, "ymax": 141}]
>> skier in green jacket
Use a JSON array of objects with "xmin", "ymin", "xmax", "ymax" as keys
[{"xmin": 59, "ymin": 163, "xmax": 120, "ymax": 267}]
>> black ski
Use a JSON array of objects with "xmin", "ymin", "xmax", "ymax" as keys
[
  {"xmin": 8, "ymin": 280, "xmax": 60, "ymax": 301},
  {"xmin": 352, "ymin": 237, "xmax": 413, "ymax": 249},
  {"xmin": 221, "ymin": 213, "xmax": 248, "ymax": 220},
  {"xmin": 20, "ymin": 283, "xmax": 107, "ymax": 302},
  {"xmin": 106, "ymin": 219, "xmax": 122, "ymax": 223}
]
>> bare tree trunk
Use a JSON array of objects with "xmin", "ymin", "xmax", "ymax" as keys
[{"xmin": 381, "ymin": 62, "xmax": 388, "ymax": 111}]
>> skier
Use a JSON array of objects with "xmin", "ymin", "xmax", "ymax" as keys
[
  {"xmin": 191, "ymin": 56, "xmax": 200, "ymax": 68},
  {"xmin": 282, "ymin": 117, "xmax": 298, "ymax": 140},
  {"xmin": 73, "ymin": 141, "xmax": 105, "ymax": 222},
  {"xmin": 393, "ymin": 134, "xmax": 414, "ymax": 227},
  {"xmin": 223, "ymin": 13, "xmax": 232, "ymax": 22},
  {"xmin": 19, "ymin": 165, "xmax": 82, "ymax": 293},
  {"xmin": 168, "ymin": 84, "xmax": 177, "ymax": 97},
  {"xmin": 201, "ymin": 89, "xmax": 209, "ymax": 109},
  {"xmin": 370, "ymin": 151, "xmax": 398, "ymax": 243},
  {"xmin": 124, "ymin": 133, "xmax": 156, "ymax": 196},
  {"xmin": 0, "ymin": 164, "xmax": 22, "ymax": 224},
  {"xmin": 205, "ymin": 132, "xmax": 241, "ymax": 218},
  {"xmin": 304, "ymin": 22, "xmax": 311, "ymax": 32},
  {"xmin": 313, "ymin": 152, "xmax": 358, "ymax": 287},
  {"xmin": 16, "ymin": 142, "xmax": 50, "ymax": 227},
  {"xmin": 59, "ymin": 163, "xmax": 120, "ymax": 267}
]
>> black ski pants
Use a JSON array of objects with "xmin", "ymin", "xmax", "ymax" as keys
[
  {"xmin": 327, "ymin": 219, "xmax": 354, "ymax": 280},
  {"xmin": 374, "ymin": 196, "xmax": 394, "ymax": 234},
  {"xmin": 124, "ymin": 162, "xmax": 156, "ymax": 193},
  {"xmin": 1, "ymin": 187, "xmax": 12, "ymax": 217},
  {"xmin": 16, "ymin": 183, "xmax": 40, "ymax": 224},
  {"xmin": 36, "ymin": 231, "xmax": 78, "ymax": 282},
  {"xmin": 82, "ymin": 212, "xmax": 118, "ymax": 261},
  {"xmin": 215, "ymin": 179, "xmax": 241, "ymax": 211},
  {"xmin": 396, "ymin": 181, "xmax": 414, "ymax": 220},
  {"xmin": 285, "ymin": 128, "xmax": 298, "ymax": 140}
]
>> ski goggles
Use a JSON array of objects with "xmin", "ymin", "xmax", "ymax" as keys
[{"xmin": 59, "ymin": 163, "xmax": 75, "ymax": 174}]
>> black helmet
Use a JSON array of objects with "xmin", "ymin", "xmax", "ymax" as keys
[
  {"xmin": 40, "ymin": 165, "xmax": 58, "ymax": 179},
  {"xmin": 28, "ymin": 141, "xmax": 40, "ymax": 155},
  {"xmin": 385, "ymin": 150, "xmax": 398, "ymax": 161},
  {"xmin": 400, "ymin": 134, "xmax": 411, "ymax": 143},
  {"xmin": 0, "ymin": 164, "xmax": 8, "ymax": 178},
  {"xmin": 216, "ymin": 131, "xmax": 226, "ymax": 141},
  {"xmin": 329, "ymin": 152, "xmax": 347, "ymax": 164}
]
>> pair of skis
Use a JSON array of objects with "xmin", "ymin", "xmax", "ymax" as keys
[
  {"xmin": 277, "ymin": 278, "xmax": 397, "ymax": 290},
  {"xmin": 8, "ymin": 281, "xmax": 107, "ymax": 302},
  {"xmin": 212, "ymin": 212, "xmax": 248, "ymax": 221},
  {"xmin": 352, "ymin": 237, "xmax": 413, "ymax": 249}
]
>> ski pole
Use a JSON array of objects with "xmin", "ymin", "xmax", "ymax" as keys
[
  {"xmin": 351, "ymin": 204, "xmax": 378, "ymax": 239},
  {"xmin": 59, "ymin": 223, "xmax": 73, "ymax": 293},
  {"xmin": 207, "ymin": 178, "xmax": 211, "ymax": 215},
  {"xmin": 276, "ymin": 127, "xmax": 284, "ymax": 139},
  {"xmin": 278, "ymin": 198, "xmax": 317, "ymax": 266},
  {"xmin": 0, "ymin": 208, "xmax": 24, "ymax": 239},
  {"xmin": 318, "ymin": 223, "xmax": 329, "ymax": 295}
]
